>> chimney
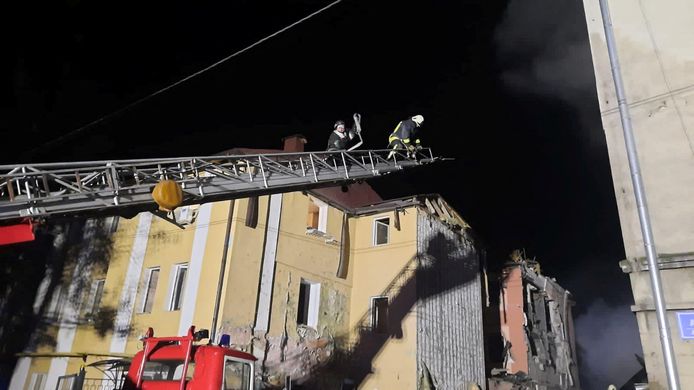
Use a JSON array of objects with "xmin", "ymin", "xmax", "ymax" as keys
[{"xmin": 282, "ymin": 134, "xmax": 307, "ymax": 152}]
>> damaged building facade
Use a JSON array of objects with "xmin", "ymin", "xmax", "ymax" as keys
[
  {"xmin": 488, "ymin": 258, "xmax": 579, "ymax": 390},
  {"xmin": 9, "ymin": 136, "xmax": 487, "ymax": 390}
]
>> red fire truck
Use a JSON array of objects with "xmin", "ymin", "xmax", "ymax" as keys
[{"xmin": 122, "ymin": 326, "xmax": 255, "ymax": 390}]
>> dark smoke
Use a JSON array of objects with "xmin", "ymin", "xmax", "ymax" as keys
[
  {"xmin": 494, "ymin": 0, "xmax": 644, "ymax": 388},
  {"xmin": 575, "ymin": 299, "xmax": 642, "ymax": 389}
]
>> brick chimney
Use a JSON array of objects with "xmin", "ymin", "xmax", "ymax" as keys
[{"xmin": 282, "ymin": 134, "xmax": 307, "ymax": 152}]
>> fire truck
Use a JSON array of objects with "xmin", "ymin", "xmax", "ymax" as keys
[{"xmin": 121, "ymin": 326, "xmax": 255, "ymax": 390}]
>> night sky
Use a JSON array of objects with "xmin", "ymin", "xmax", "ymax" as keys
[{"xmin": 1, "ymin": 0, "xmax": 643, "ymax": 387}]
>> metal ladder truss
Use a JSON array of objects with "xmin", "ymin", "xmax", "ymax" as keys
[{"xmin": 0, "ymin": 148, "xmax": 437, "ymax": 221}]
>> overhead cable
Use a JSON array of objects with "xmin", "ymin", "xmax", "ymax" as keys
[{"xmin": 29, "ymin": 0, "xmax": 343, "ymax": 155}]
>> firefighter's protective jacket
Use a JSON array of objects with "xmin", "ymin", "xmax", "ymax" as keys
[
  {"xmin": 388, "ymin": 118, "xmax": 421, "ymax": 147},
  {"xmin": 327, "ymin": 128, "xmax": 356, "ymax": 151}
]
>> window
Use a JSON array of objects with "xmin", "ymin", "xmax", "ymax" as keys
[
  {"xmin": 142, "ymin": 360, "xmax": 195, "ymax": 381},
  {"xmin": 371, "ymin": 297, "xmax": 389, "ymax": 333},
  {"xmin": 105, "ymin": 215, "xmax": 120, "ymax": 234},
  {"xmin": 224, "ymin": 358, "xmax": 252, "ymax": 390},
  {"xmin": 373, "ymin": 217, "xmax": 390, "ymax": 246},
  {"xmin": 57, "ymin": 376, "xmax": 73, "ymax": 390},
  {"xmin": 306, "ymin": 197, "xmax": 327, "ymax": 232},
  {"xmin": 87, "ymin": 279, "xmax": 106, "ymax": 316},
  {"xmin": 245, "ymin": 197, "xmax": 258, "ymax": 228},
  {"xmin": 168, "ymin": 264, "xmax": 188, "ymax": 311},
  {"xmin": 47, "ymin": 285, "xmax": 66, "ymax": 321},
  {"xmin": 141, "ymin": 268, "xmax": 160, "ymax": 313},
  {"xmin": 297, "ymin": 280, "xmax": 320, "ymax": 328},
  {"xmin": 29, "ymin": 373, "xmax": 47, "ymax": 390}
]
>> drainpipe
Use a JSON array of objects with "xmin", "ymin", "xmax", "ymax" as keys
[
  {"xmin": 598, "ymin": 1, "xmax": 680, "ymax": 388},
  {"xmin": 210, "ymin": 200, "xmax": 235, "ymax": 344}
]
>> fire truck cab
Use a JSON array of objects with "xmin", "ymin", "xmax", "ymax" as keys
[{"xmin": 123, "ymin": 326, "xmax": 255, "ymax": 390}]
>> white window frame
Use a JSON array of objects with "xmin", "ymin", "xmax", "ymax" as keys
[
  {"xmin": 140, "ymin": 267, "xmax": 160, "ymax": 313},
  {"xmin": 47, "ymin": 285, "xmax": 66, "ymax": 321},
  {"xmin": 223, "ymin": 356, "xmax": 254, "ymax": 390},
  {"xmin": 29, "ymin": 373, "xmax": 47, "ymax": 390},
  {"xmin": 372, "ymin": 216, "xmax": 390, "ymax": 246},
  {"xmin": 167, "ymin": 263, "xmax": 189, "ymax": 311},
  {"xmin": 297, "ymin": 279, "xmax": 321, "ymax": 329},
  {"xmin": 370, "ymin": 296, "xmax": 389, "ymax": 333},
  {"xmin": 307, "ymin": 197, "xmax": 328, "ymax": 233}
]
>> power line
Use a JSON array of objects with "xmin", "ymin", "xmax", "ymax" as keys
[{"xmin": 27, "ymin": 0, "xmax": 343, "ymax": 156}]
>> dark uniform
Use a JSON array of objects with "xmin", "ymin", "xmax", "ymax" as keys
[
  {"xmin": 326, "ymin": 123, "xmax": 357, "ymax": 151},
  {"xmin": 388, "ymin": 118, "xmax": 421, "ymax": 151}
]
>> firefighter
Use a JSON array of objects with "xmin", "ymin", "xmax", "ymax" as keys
[
  {"xmin": 326, "ymin": 118, "xmax": 358, "ymax": 151},
  {"xmin": 387, "ymin": 114, "xmax": 424, "ymax": 158}
]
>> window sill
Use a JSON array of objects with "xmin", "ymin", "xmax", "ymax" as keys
[{"xmin": 305, "ymin": 228, "xmax": 340, "ymax": 246}]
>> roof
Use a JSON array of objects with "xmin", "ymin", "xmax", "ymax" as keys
[
  {"xmin": 309, "ymin": 182, "xmax": 383, "ymax": 209},
  {"xmin": 216, "ymin": 144, "xmax": 384, "ymax": 210},
  {"xmin": 350, "ymin": 193, "xmax": 471, "ymax": 231},
  {"xmin": 217, "ymin": 147, "xmax": 284, "ymax": 156}
]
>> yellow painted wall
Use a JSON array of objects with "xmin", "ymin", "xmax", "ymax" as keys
[
  {"xmin": 124, "ymin": 209, "xmax": 195, "ymax": 349},
  {"xmin": 349, "ymin": 207, "xmax": 419, "ymax": 389},
  {"xmin": 189, "ymin": 201, "xmax": 234, "ymax": 333},
  {"xmin": 221, "ymin": 197, "xmax": 269, "ymax": 330},
  {"xmin": 269, "ymin": 193, "xmax": 352, "ymax": 338}
]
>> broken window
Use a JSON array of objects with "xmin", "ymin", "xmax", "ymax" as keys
[
  {"xmin": 168, "ymin": 264, "xmax": 188, "ymax": 311},
  {"xmin": 371, "ymin": 296, "xmax": 389, "ymax": 333},
  {"xmin": 140, "ymin": 268, "xmax": 160, "ymax": 313},
  {"xmin": 307, "ymin": 197, "xmax": 327, "ymax": 232},
  {"xmin": 297, "ymin": 279, "xmax": 320, "ymax": 328},
  {"xmin": 373, "ymin": 217, "xmax": 390, "ymax": 246}
]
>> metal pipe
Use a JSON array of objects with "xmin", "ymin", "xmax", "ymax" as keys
[
  {"xmin": 210, "ymin": 200, "xmax": 235, "ymax": 344},
  {"xmin": 598, "ymin": 0, "xmax": 680, "ymax": 388}
]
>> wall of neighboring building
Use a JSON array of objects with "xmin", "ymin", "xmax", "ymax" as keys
[{"xmin": 581, "ymin": 0, "xmax": 694, "ymax": 388}]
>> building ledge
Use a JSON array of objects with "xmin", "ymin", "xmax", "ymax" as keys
[
  {"xmin": 619, "ymin": 252, "xmax": 694, "ymax": 273},
  {"xmin": 630, "ymin": 302, "xmax": 694, "ymax": 312}
]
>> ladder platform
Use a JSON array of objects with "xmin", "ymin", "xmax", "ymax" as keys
[{"xmin": 0, "ymin": 148, "xmax": 439, "ymax": 221}]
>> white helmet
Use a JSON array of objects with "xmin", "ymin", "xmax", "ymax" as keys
[{"xmin": 412, "ymin": 115, "xmax": 424, "ymax": 126}]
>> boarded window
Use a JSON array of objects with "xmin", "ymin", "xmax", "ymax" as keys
[
  {"xmin": 297, "ymin": 280, "xmax": 320, "ymax": 328},
  {"xmin": 307, "ymin": 201, "xmax": 320, "ymax": 229},
  {"xmin": 169, "ymin": 264, "xmax": 188, "ymax": 311},
  {"xmin": 141, "ymin": 268, "xmax": 160, "ymax": 313},
  {"xmin": 373, "ymin": 217, "xmax": 390, "ymax": 246},
  {"xmin": 307, "ymin": 197, "xmax": 328, "ymax": 232},
  {"xmin": 371, "ymin": 297, "xmax": 389, "ymax": 333}
]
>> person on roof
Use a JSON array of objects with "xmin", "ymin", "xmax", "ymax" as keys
[
  {"xmin": 326, "ymin": 117, "xmax": 359, "ymax": 151},
  {"xmin": 388, "ymin": 114, "xmax": 424, "ymax": 158}
]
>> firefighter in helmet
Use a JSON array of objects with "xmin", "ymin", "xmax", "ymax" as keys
[
  {"xmin": 388, "ymin": 114, "xmax": 424, "ymax": 158},
  {"xmin": 326, "ymin": 118, "xmax": 358, "ymax": 151}
]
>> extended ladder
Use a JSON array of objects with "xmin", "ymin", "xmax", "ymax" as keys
[{"xmin": 0, "ymin": 148, "xmax": 438, "ymax": 222}]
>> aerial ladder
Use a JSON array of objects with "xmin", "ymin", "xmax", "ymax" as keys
[{"xmin": 0, "ymin": 146, "xmax": 441, "ymax": 245}]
